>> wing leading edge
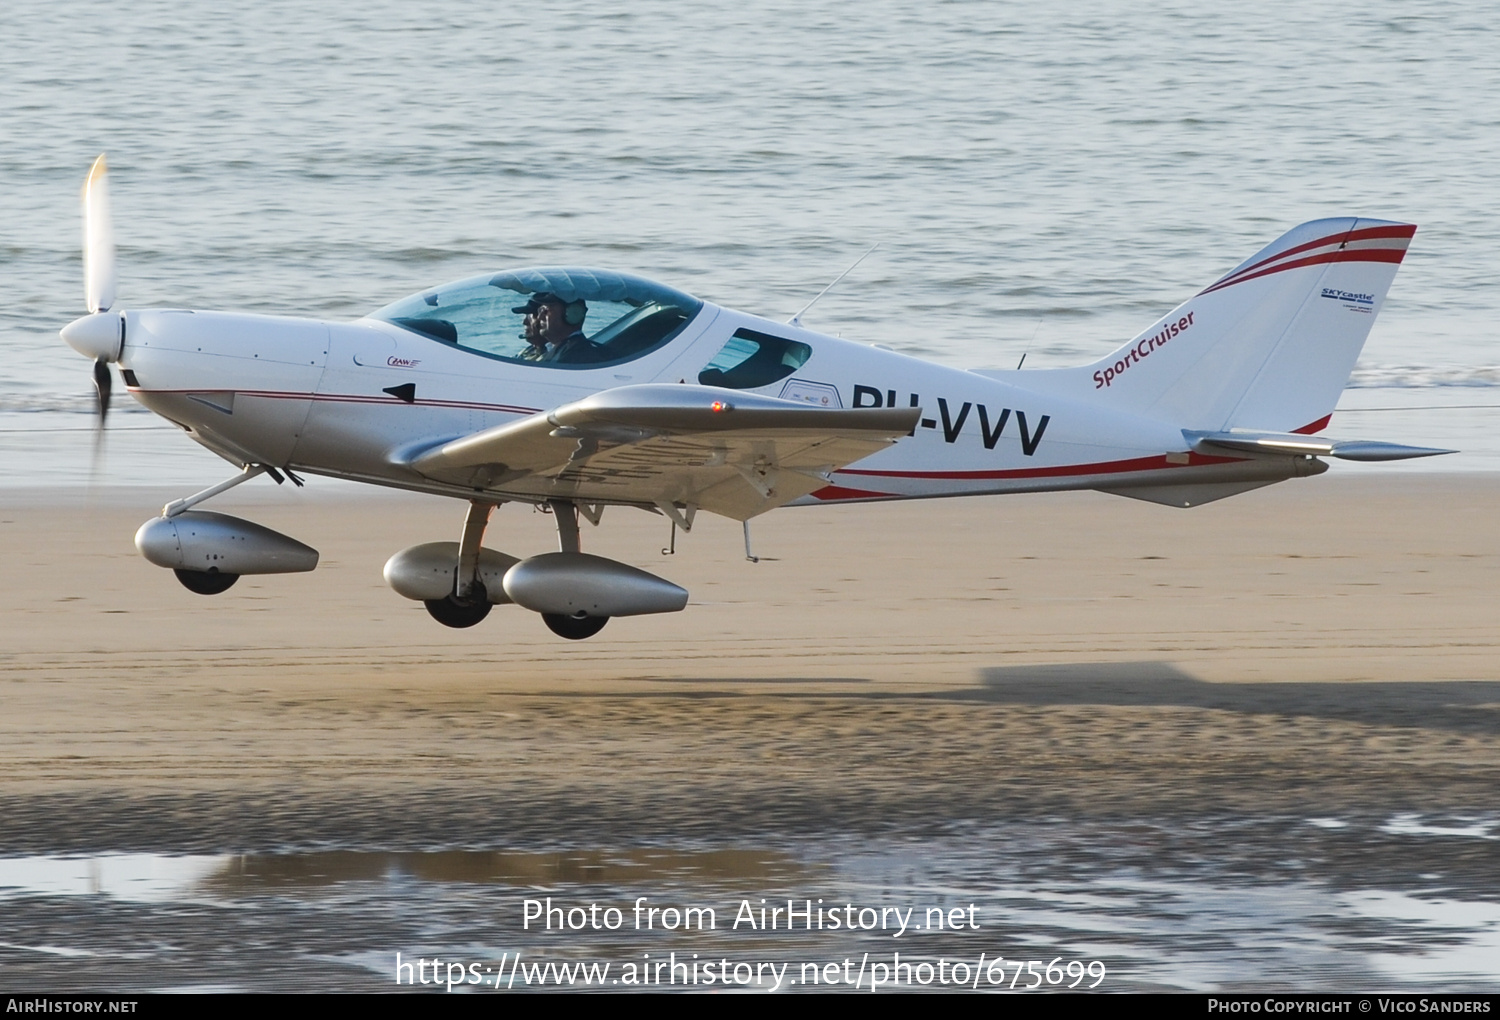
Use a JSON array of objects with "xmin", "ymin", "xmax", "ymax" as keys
[{"xmin": 404, "ymin": 384, "xmax": 921, "ymax": 520}]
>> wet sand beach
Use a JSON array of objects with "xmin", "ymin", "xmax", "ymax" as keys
[{"xmin": 1, "ymin": 474, "xmax": 1497, "ymax": 991}]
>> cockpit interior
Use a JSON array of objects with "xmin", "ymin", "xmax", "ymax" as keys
[{"xmin": 371, "ymin": 267, "xmax": 704, "ymax": 369}]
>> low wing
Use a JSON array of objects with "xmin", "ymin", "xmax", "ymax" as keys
[{"xmin": 404, "ymin": 384, "xmax": 920, "ymax": 520}]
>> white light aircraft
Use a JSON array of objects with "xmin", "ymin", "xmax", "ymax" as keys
[{"xmin": 60, "ymin": 156, "xmax": 1451, "ymax": 639}]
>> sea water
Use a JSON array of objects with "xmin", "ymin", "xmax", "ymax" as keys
[{"xmin": 3, "ymin": 0, "xmax": 1499, "ymax": 483}]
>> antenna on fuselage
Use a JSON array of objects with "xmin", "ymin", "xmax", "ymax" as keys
[
  {"xmin": 787, "ymin": 242, "xmax": 880, "ymax": 328},
  {"xmin": 1015, "ymin": 316, "xmax": 1044, "ymax": 370}
]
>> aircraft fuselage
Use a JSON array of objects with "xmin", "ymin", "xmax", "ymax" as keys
[{"xmin": 120, "ymin": 302, "xmax": 1296, "ymax": 511}]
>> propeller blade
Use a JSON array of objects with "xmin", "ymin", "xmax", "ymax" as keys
[
  {"xmin": 84, "ymin": 154, "xmax": 116, "ymax": 314},
  {"xmin": 93, "ymin": 357, "xmax": 112, "ymax": 427}
]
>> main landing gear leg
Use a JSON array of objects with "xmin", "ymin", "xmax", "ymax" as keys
[
  {"xmin": 549, "ymin": 499, "xmax": 580, "ymax": 553},
  {"xmin": 455, "ymin": 500, "xmax": 497, "ymax": 601},
  {"xmin": 541, "ymin": 499, "xmax": 609, "ymax": 640},
  {"xmin": 424, "ymin": 499, "xmax": 497, "ymax": 628}
]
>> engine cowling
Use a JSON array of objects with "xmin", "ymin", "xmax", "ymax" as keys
[
  {"xmin": 383, "ymin": 542, "xmax": 519, "ymax": 604},
  {"xmin": 135, "ymin": 511, "xmax": 318, "ymax": 574},
  {"xmin": 502, "ymin": 552, "xmax": 688, "ymax": 618}
]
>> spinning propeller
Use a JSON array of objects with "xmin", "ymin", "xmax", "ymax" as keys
[{"xmin": 59, "ymin": 154, "xmax": 124, "ymax": 431}]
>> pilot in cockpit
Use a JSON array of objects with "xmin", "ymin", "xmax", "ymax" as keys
[
  {"xmin": 531, "ymin": 294, "xmax": 608, "ymax": 364},
  {"xmin": 511, "ymin": 296, "xmax": 552, "ymax": 362}
]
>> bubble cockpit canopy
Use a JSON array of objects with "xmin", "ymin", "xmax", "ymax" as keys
[{"xmin": 370, "ymin": 267, "xmax": 705, "ymax": 368}]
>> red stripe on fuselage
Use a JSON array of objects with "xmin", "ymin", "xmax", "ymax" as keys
[
  {"xmin": 132, "ymin": 388, "xmax": 542, "ymax": 416},
  {"xmin": 808, "ymin": 484, "xmax": 899, "ymax": 501}
]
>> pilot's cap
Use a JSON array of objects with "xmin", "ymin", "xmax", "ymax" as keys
[{"xmin": 512, "ymin": 291, "xmax": 572, "ymax": 314}]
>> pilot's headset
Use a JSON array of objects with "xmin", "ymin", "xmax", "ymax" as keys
[{"xmin": 562, "ymin": 298, "xmax": 587, "ymax": 326}]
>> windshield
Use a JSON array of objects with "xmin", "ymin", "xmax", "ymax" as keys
[{"xmin": 370, "ymin": 267, "xmax": 703, "ymax": 368}]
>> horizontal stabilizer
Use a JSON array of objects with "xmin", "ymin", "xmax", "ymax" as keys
[{"xmin": 1187, "ymin": 429, "xmax": 1455, "ymax": 462}]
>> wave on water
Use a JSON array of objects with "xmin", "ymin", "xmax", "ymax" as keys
[
  {"xmin": 0, "ymin": 395, "xmax": 154, "ymax": 417},
  {"xmin": 1347, "ymin": 365, "xmax": 1500, "ymax": 388}
]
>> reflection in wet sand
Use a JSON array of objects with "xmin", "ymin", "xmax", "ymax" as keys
[
  {"xmin": 0, "ymin": 848, "xmax": 812, "ymax": 899},
  {"xmin": 2, "ymin": 817, "xmax": 1498, "ymax": 991},
  {"xmin": 205, "ymin": 848, "xmax": 812, "ymax": 889}
]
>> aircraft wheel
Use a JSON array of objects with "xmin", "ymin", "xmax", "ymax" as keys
[
  {"xmin": 174, "ymin": 568, "xmax": 239, "ymax": 595},
  {"xmin": 542, "ymin": 613, "xmax": 609, "ymax": 640},
  {"xmin": 424, "ymin": 590, "xmax": 493, "ymax": 628}
]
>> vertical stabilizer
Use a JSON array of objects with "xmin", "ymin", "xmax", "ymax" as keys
[{"xmin": 1013, "ymin": 218, "xmax": 1414, "ymax": 433}]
